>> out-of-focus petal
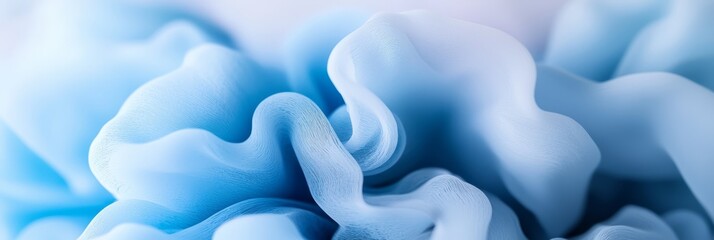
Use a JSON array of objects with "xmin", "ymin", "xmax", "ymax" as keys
[
  {"xmin": 544, "ymin": 0, "xmax": 668, "ymax": 81},
  {"xmin": 617, "ymin": 0, "xmax": 714, "ymax": 90},
  {"xmin": 536, "ymin": 65, "xmax": 714, "ymax": 225},
  {"xmin": 570, "ymin": 206, "xmax": 677, "ymax": 240}
]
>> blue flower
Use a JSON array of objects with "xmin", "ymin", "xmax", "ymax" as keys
[{"xmin": 2, "ymin": 0, "xmax": 714, "ymax": 239}]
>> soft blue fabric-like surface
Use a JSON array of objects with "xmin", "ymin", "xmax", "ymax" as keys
[
  {"xmin": 0, "ymin": 0, "xmax": 232, "ymax": 239},
  {"xmin": 85, "ymin": 11, "xmax": 537, "ymax": 240},
  {"xmin": 1, "ymin": 0, "xmax": 714, "ymax": 239}
]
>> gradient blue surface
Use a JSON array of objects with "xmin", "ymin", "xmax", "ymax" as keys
[{"xmin": 1, "ymin": 0, "xmax": 713, "ymax": 239}]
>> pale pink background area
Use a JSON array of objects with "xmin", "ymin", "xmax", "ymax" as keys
[{"xmin": 1, "ymin": 0, "xmax": 570, "ymax": 69}]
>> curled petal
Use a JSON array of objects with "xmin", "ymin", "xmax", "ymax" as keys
[
  {"xmin": 328, "ymin": 10, "xmax": 599, "ymax": 236},
  {"xmin": 536, "ymin": 65, "xmax": 714, "ymax": 225}
]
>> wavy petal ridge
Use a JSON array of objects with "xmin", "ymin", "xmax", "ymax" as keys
[
  {"xmin": 536, "ymin": 65, "xmax": 714, "ymax": 227},
  {"xmin": 0, "ymin": 1, "xmax": 231, "ymax": 239},
  {"xmin": 546, "ymin": 0, "xmax": 714, "ymax": 89},
  {"xmin": 86, "ymin": 12, "xmax": 542, "ymax": 239},
  {"xmin": 328, "ymin": 10, "xmax": 599, "ymax": 236},
  {"xmin": 0, "ymin": 0, "xmax": 229, "ymax": 196},
  {"xmin": 5, "ymin": 1, "xmax": 713, "ymax": 239},
  {"xmin": 544, "ymin": 0, "xmax": 669, "ymax": 81}
]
